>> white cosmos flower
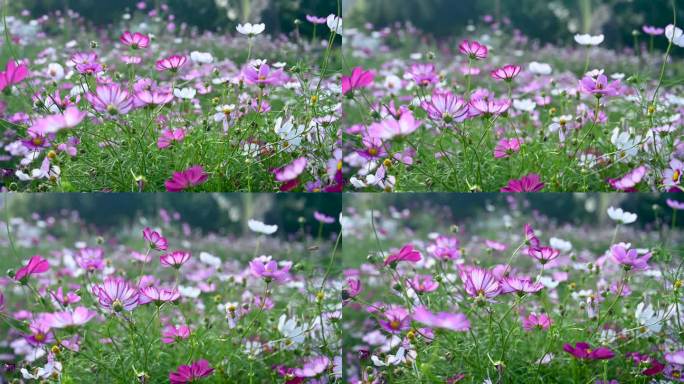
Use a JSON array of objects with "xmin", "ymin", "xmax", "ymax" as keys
[
  {"xmin": 371, "ymin": 347, "xmax": 415, "ymax": 367},
  {"xmin": 549, "ymin": 237, "xmax": 572, "ymax": 253},
  {"xmin": 610, "ymin": 128, "xmax": 642, "ymax": 161},
  {"xmin": 665, "ymin": 24, "xmax": 684, "ymax": 47},
  {"xmin": 327, "ymin": 14, "xmax": 342, "ymax": 35},
  {"xmin": 574, "ymin": 33, "xmax": 604, "ymax": 46},
  {"xmin": 236, "ymin": 23, "xmax": 265, "ymax": 36},
  {"xmin": 607, "ymin": 206, "xmax": 637, "ymax": 224},
  {"xmin": 528, "ymin": 61, "xmax": 552, "ymax": 75},
  {"xmin": 277, "ymin": 314, "xmax": 306, "ymax": 348},
  {"xmin": 190, "ymin": 51, "xmax": 214, "ymax": 64},
  {"xmin": 274, "ymin": 116, "xmax": 305, "ymax": 152},
  {"xmin": 173, "ymin": 87, "xmax": 196, "ymax": 99},
  {"xmin": 199, "ymin": 252, "xmax": 221, "ymax": 268},
  {"xmin": 46, "ymin": 62, "xmax": 65, "ymax": 80},
  {"xmin": 513, "ymin": 98, "xmax": 536, "ymax": 112},
  {"xmin": 248, "ymin": 219, "xmax": 278, "ymax": 235},
  {"xmin": 635, "ymin": 302, "xmax": 673, "ymax": 335},
  {"xmin": 178, "ymin": 285, "xmax": 201, "ymax": 298}
]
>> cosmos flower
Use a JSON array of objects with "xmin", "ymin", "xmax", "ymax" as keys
[
  {"xmin": 493, "ymin": 138, "xmax": 523, "ymax": 159},
  {"xmin": 155, "ymin": 55, "xmax": 187, "ymax": 72},
  {"xmin": 491, "ymin": 64, "xmax": 522, "ymax": 81},
  {"xmin": 0, "ymin": 59, "xmax": 29, "ymax": 92},
  {"xmin": 306, "ymin": 15, "xmax": 328, "ymax": 24},
  {"xmin": 606, "ymin": 207, "xmax": 637, "ymax": 224},
  {"xmin": 563, "ymin": 342, "xmax": 615, "ymax": 360},
  {"xmin": 408, "ymin": 63, "xmax": 439, "ymax": 86},
  {"xmin": 274, "ymin": 157, "xmax": 308, "ymax": 190},
  {"xmin": 665, "ymin": 24, "xmax": 684, "ymax": 47},
  {"xmin": 408, "ymin": 275, "xmax": 440, "ymax": 293},
  {"xmin": 342, "ymin": 67, "xmax": 374, "ymax": 95},
  {"xmin": 667, "ymin": 199, "xmax": 684, "ymax": 210},
  {"xmin": 500, "ymin": 174, "xmax": 544, "ymax": 192},
  {"xmin": 412, "ymin": 306, "xmax": 470, "ymax": 332},
  {"xmin": 378, "ymin": 306, "xmax": 411, "ymax": 334},
  {"xmin": 249, "ymin": 257, "xmax": 291, "ymax": 282},
  {"xmin": 521, "ymin": 313, "xmax": 552, "ymax": 331},
  {"xmin": 119, "ymin": 31, "xmax": 150, "ymax": 49},
  {"xmin": 663, "ymin": 158, "xmax": 683, "ymax": 189},
  {"xmin": 165, "ymin": 166, "xmax": 208, "ymax": 192},
  {"xmin": 48, "ymin": 307, "xmax": 97, "ymax": 328},
  {"xmin": 157, "ymin": 128, "xmax": 186, "ymax": 149},
  {"xmin": 459, "ymin": 40, "xmax": 488, "ymax": 60},
  {"xmin": 368, "ymin": 111, "xmax": 422, "ymax": 139},
  {"xmin": 608, "ymin": 165, "xmax": 647, "ymax": 191},
  {"xmin": 15, "ymin": 255, "xmax": 50, "ymax": 282},
  {"xmin": 161, "ymin": 325, "xmax": 191, "ymax": 344},
  {"xmin": 421, "ymin": 89, "xmax": 469, "ymax": 123},
  {"xmin": 243, "ymin": 63, "xmax": 286, "ymax": 87},
  {"xmin": 75, "ymin": 247, "xmax": 105, "ymax": 272},
  {"xmin": 92, "ymin": 277, "xmax": 139, "ymax": 313},
  {"xmin": 169, "ymin": 359, "xmax": 214, "ymax": 384},
  {"xmin": 143, "ymin": 227, "xmax": 168, "ymax": 251},
  {"xmin": 528, "ymin": 247, "xmax": 560, "ymax": 265},
  {"xmin": 642, "ymin": 25, "xmax": 664, "ymax": 36},
  {"xmin": 469, "ymin": 97, "xmax": 511, "ymax": 117},
  {"xmin": 293, "ymin": 356, "xmax": 329, "ymax": 378},
  {"xmin": 247, "ymin": 219, "xmax": 278, "ymax": 235},
  {"xmin": 236, "ymin": 23, "xmax": 266, "ymax": 36},
  {"xmin": 460, "ymin": 267, "xmax": 501, "ymax": 300},
  {"xmin": 86, "ymin": 83, "xmax": 134, "ymax": 116},
  {"xmin": 384, "ymin": 244, "xmax": 422, "ymax": 266},
  {"xmin": 574, "ymin": 34, "xmax": 605, "ymax": 46},
  {"xmin": 140, "ymin": 286, "xmax": 181, "ymax": 304},
  {"xmin": 426, "ymin": 235, "xmax": 461, "ymax": 260},
  {"xmin": 610, "ymin": 244, "xmax": 651, "ymax": 271},
  {"xmin": 160, "ymin": 251, "xmax": 191, "ymax": 268},
  {"xmin": 579, "ymin": 74, "xmax": 621, "ymax": 98},
  {"xmin": 501, "ymin": 276, "xmax": 544, "ymax": 295},
  {"xmin": 27, "ymin": 106, "xmax": 86, "ymax": 135},
  {"xmin": 313, "ymin": 211, "xmax": 335, "ymax": 224}
]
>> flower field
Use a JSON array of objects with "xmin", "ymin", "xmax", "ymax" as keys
[
  {"xmin": 341, "ymin": 14, "xmax": 684, "ymax": 192},
  {"xmin": 341, "ymin": 194, "xmax": 684, "ymax": 383},
  {"xmin": 0, "ymin": 198, "xmax": 342, "ymax": 382},
  {"xmin": 0, "ymin": 3, "xmax": 342, "ymax": 192}
]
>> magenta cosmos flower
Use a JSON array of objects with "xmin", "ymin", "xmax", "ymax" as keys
[
  {"xmin": 26, "ymin": 316, "xmax": 55, "ymax": 346},
  {"xmin": 421, "ymin": 89, "xmax": 469, "ymax": 123},
  {"xmin": 346, "ymin": 278, "xmax": 362, "ymax": 298},
  {"xmin": 521, "ymin": 312, "xmax": 552, "ymax": 331},
  {"xmin": 378, "ymin": 306, "xmax": 411, "ymax": 334},
  {"xmin": 143, "ymin": 227, "xmax": 168, "ymax": 251},
  {"xmin": 493, "ymin": 138, "xmax": 522, "ymax": 159},
  {"xmin": 158, "ymin": 128, "xmax": 186, "ymax": 149},
  {"xmin": 491, "ymin": 64, "xmax": 522, "ymax": 81},
  {"xmin": 427, "ymin": 235, "xmax": 461, "ymax": 260},
  {"xmin": 165, "ymin": 165, "xmax": 208, "ymax": 192},
  {"xmin": 528, "ymin": 246, "xmax": 560, "ymax": 265},
  {"xmin": 169, "ymin": 359, "xmax": 214, "ymax": 384},
  {"xmin": 459, "ymin": 40, "xmax": 488, "ymax": 60},
  {"xmin": 156, "ymin": 55, "xmax": 187, "ymax": 72},
  {"xmin": 162, "ymin": 325, "xmax": 191, "ymax": 344},
  {"xmin": 609, "ymin": 165, "xmax": 647, "ymax": 191},
  {"xmin": 49, "ymin": 307, "xmax": 97, "ymax": 328},
  {"xmin": 76, "ymin": 247, "xmax": 105, "ymax": 272},
  {"xmin": 412, "ymin": 306, "xmax": 470, "ymax": 332},
  {"xmin": 15, "ymin": 255, "xmax": 50, "ymax": 282},
  {"xmin": 249, "ymin": 257, "xmax": 291, "ymax": 282},
  {"xmin": 0, "ymin": 59, "xmax": 29, "ymax": 92},
  {"xmin": 342, "ymin": 67, "xmax": 374, "ymax": 95},
  {"xmin": 274, "ymin": 157, "xmax": 307, "ymax": 191},
  {"xmin": 293, "ymin": 356, "xmax": 330, "ymax": 378},
  {"xmin": 119, "ymin": 31, "xmax": 150, "ymax": 49},
  {"xmin": 461, "ymin": 267, "xmax": 501, "ymax": 300},
  {"xmin": 243, "ymin": 63, "xmax": 286, "ymax": 87},
  {"xmin": 86, "ymin": 83, "xmax": 133, "ymax": 115},
  {"xmin": 610, "ymin": 244, "xmax": 651, "ymax": 271},
  {"xmin": 408, "ymin": 275, "xmax": 439, "ymax": 293},
  {"xmin": 563, "ymin": 342, "xmax": 615, "ymax": 360},
  {"xmin": 160, "ymin": 251, "xmax": 191, "ymax": 268},
  {"xmin": 579, "ymin": 74, "xmax": 621, "ymax": 98},
  {"xmin": 93, "ymin": 277, "xmax": 139, "ymax": 312},
  {"xmin": 384, "ymin": 244, "xmax": 422, "ymax": 266},
  {"xmin": 501, "ymin": 173, "xmax": 544, "ymax": 192}
]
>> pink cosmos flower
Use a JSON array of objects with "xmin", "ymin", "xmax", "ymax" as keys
[
  {"xmin": 627, "ymin": 353, "xmax": 665, "ymax": 376},
  {"xmin": 156, "ymin": 55, "xmax": 187, "ymax": 72},
  {"xmin": 121, "ymin": 55, "xmax": 143, "ymax": 65},
  {"xmin": 274, "ymin": 157, "xmax": 307, "ymax": 183},
  {"xmin": 427, "ymin": 235, "xmax": 461, "ymax": 260},
  {"xmin": 15, "ymin": 255, "xmax": 50, "ymax": 282},
  {"xmin": 140, "ymin": 286, "xmax": 180, "ymax": 304},
  {"xmin": 408, "ymin": 275, "xmax": 439, "ymax": 293},
  {"xmin": 119, "ymin": 31, "xmax": 150, "ymax": 49},
  {"xmin": 158, "ymin": 128, "xmax": 186, "ymax": 149},
  {"xmin": 469, "ymin": 97, "xmax": 511, "ymax": 117},
  {"xmin": 92, "ymin": 277, "xmax": 139, "ymax": 312},
  {"xmin": 293, "ymin": 356, "xmax": 330, "ymax": 378},
  {"xmin": 500, "ymin": 173, "xmax": 544, "ymax": 192},
  {"xmin": 667, "ymin": 199, "xmax": 684, "ymax": 210},
  {"xmin": 412, "ymin": 306, "xmax": 470, "ymax": 332},
  {"xmin": 243, "ymin": 63, "xmax": 286, "ymax": 87},
  {"xmin": 160, "ymin": 251, "xmax": 191, "ymax": 268},
  {"xmin": 368, "ymin": 110, "xmax": 422, "ymax": 139},
  {"xmin": 0, "ymin": 59, "xmax": 29, "ymax": 92},
  {"xmin": 76, "ymin": 247, "xmax": 105, "ymax": 271},
  {"xmin": 501, "ymin": 276, "xmax": 544, "ymax": 295},
  {"xmin": 521, "ymin": 313, "xmax": 552, "ymax": 331},
  {"xmin": 26, "ymin": 316, "xmax": 55, "ymax": 346},
  {"xmin": 49, "ymin": 307, "xmax": 97, "ymax": 328},
  {"xmin": 306, "ymin": 15, "xmax": 328, "ymax": 24},
  {"xmin": 665, "ymin": 351, "xmax": 684, "ymax": 365},
  {"xmin": 485, "ymin": 240, "xmax": 507, "ymax": 251},
  {"xmin": 86, "ymin": 83, "xmax": 134, "ymax": 115},
  {"xmin": 579, "ymin": 74, "xmax": 621, "ymax": 98},
  {"xmin": 493, "ymin": 138, "xmax": 522, "ymax": 159},
  {"xmin": 161, "ymin": 325, "xmax": 191, "ymax": 344},
  {"xmin": 143, "ymin": 227, "xmax": 168, "ymax": 251},
  {"xmin": 663, "ymin": 158, "xmax": 683, "ymax": 189},
  {"xmin": 528, "ymin": 247, "xmax": 560, "ymax": 265},
  {"xmin": 169, "ymin": 359, "xmax": 214, "ymax": 384},
  {"xmin": 249, "ymin": 257, "xmax": 291, "ymax": 282},
  {"xmin": 49, "ymin": 287, "xmax": 81, "ymax": 306},
  {"xmin": 408, "ymin": 63, "xmax": 439, "ymax": 86},
  {"xmin": 313, "ymin": 211, "xmax": 335, "ymax": 224},
  {"xmin": 609, "ymin": 165, "xmax": 647, "ymax": 191},
  {"xmin": 459, "ymin": 40, "xmax": 488, "ymax": 60},
  {"xmin": 610, "ymin": 244, "xmax": 651, "ymax": 271},
  {"xmin": 563, "ymin": 342, "xmax": 615, "ymax": 360},
  {"xmin": 165, "ymin": 165, "xmax": 208, "ymax": 192},
  {"xmin": 342, "ymin": 67, "xmax": 374, "ymax": 95},
  {"xmin": 461, "ymin": 267, "xmax": 501, "ymax": 300},
  {"xmin": 491, "ymin": 64, "xmax": 522, "ymax": 81},
  {"xmin": 421, "ymin": 89, "xmax": 469, "ymax": 123},
  {"xmin": 28, "ymin": 106, "xmax": 86, "ymax": 135},
  {"xmin": 378, "ymin": 306, "xmax": 411, "ymax": 334},
  {"xmin": 384, "ymin": 244, "xmax": 422, "ymax": 266},
  {"xmin": 642, "ymin": 26, "xmax": 664, "ymax": 36},
  {"xmin": 524, "ymin": 224, "xmax": 540, "ymax": 248},
  {"xmin": 135, "ymin": 88, "xmax": 174, "ymax": 106},
  {"xmin": 346, "ymin": 278, "xmax": 362, "ymax": 298}
]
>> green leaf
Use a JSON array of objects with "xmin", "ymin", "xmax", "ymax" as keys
[
  {"xmin": 2, "ymin": 314, "xmax": 30, "ymax": 334},
  {"xmin": 0, "ymin": 119, "xmax": 25, "ymax": 135}
]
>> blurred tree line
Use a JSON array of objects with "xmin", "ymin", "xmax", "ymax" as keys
[
  {"xmin": 346, "ymin": 0, "xmax": 681, "ymax": 51},
  {"xmin": 8, "ymin": 0, "xmax": 339, "ymax": 35},
  {"xmin": 1, "ymin": 193, "xmax": 341, "ymax": 237}
]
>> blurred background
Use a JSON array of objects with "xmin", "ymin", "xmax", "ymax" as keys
[
  {"xmin": 5, "ymin": 0, "xmax": 339, "ymax": 35},
  {"xmin": 0, "ymin": 193, "xmax": 341, "ymax": 237},
  {"xmin": 345, "ymin": 0, "xmax": 681, "ymax": 51}
]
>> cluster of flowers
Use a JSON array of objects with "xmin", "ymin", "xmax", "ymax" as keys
[
  {"xmin": 341, "ymin": 196, "xmax": 684, "ymax": 382},
  {"xmin": 0, "ymin": 209, "xmax": 341, "ymax": 382},
  {"xmin": 341, "ymin": 17, "xmax": 684, "ymax": 192}
]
